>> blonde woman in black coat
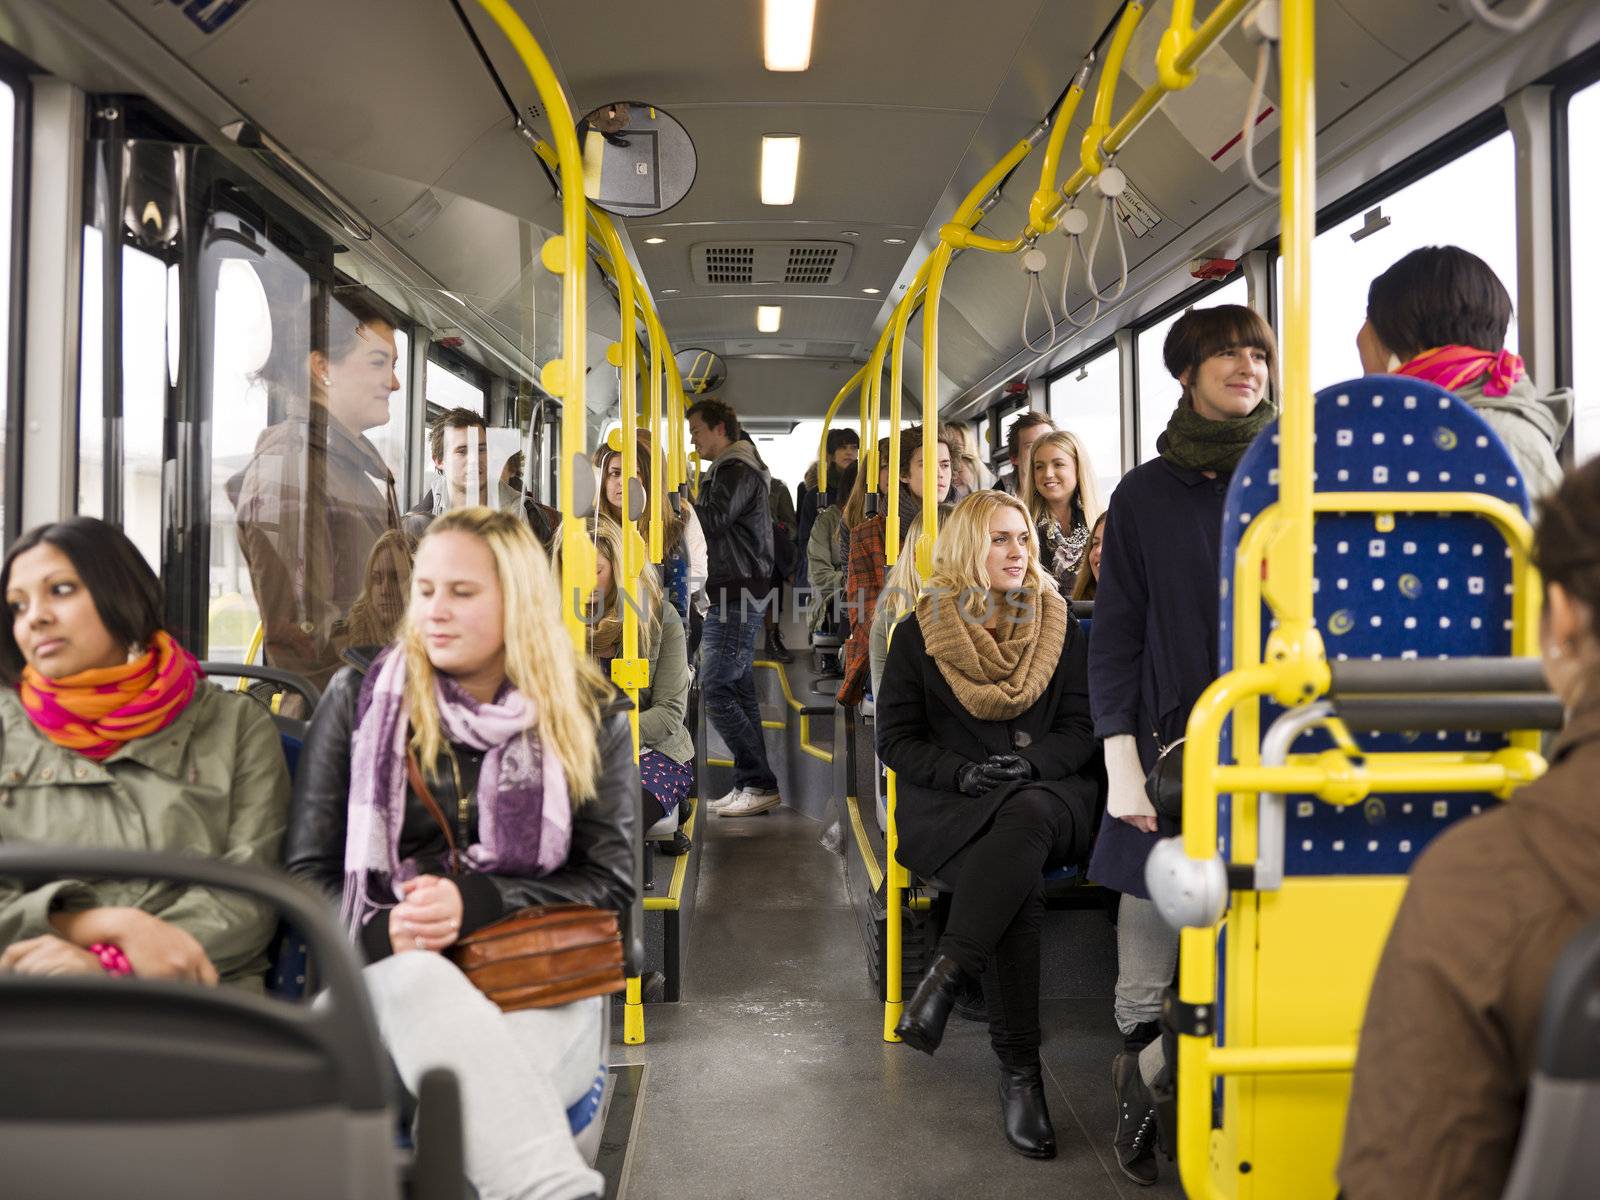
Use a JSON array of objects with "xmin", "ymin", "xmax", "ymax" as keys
[{"xmin": 877, "ymin": 490, "xmax": 1100, "ymax": 1160}]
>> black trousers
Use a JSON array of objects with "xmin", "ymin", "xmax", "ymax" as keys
[{"xmin": 937, "ymin": 786, "xmax": 1080, "ymax": 1069}]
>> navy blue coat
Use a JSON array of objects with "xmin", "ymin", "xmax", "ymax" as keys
[
  {"xmin": 1086, "ymin": 453, "xmax": 1230, "ymax": 897},
  {"xmin": 877, "ymin": 610, "xmax": 1100, "ymax": 879}
]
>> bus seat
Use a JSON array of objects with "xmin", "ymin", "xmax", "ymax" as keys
[
  {"xmin": 1182, "ymin": 375, "xmax": 1533, "ymax": 1197},
  {"xmin": 1501, "ymin": 913, "xmax": 1600, "ymax": 1200},
  {"xmin": 0, "ymin": 846, "xmax": 462, "ymax": 1200}
]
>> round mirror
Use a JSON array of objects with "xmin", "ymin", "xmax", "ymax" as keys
[
  {"xmin": 675, "ymin": 347, "xmax": 727, "ymax": 395},
  {"xmin": 578, "ymin": 102, "xmax": 697, "ymax": 217}
]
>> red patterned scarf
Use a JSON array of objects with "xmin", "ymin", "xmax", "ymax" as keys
[
  {"xmin": 19, "ymin": 631, "xmax": 202, "ymax": 759},
  {"xmin": 1397, "ymin": 345, "xmax": 1525, "ymax": 398}
]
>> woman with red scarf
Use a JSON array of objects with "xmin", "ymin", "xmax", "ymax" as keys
[
  {"xmin": 1358, "ymin": 245, "xmax": 1572, "ymax": 498},
  {"xmin": 0, "ymin": 517, "xmax": 289, "ymax": 987}
]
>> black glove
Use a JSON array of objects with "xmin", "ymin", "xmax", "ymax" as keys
[
  {"xmin": 978, "ymin": 753, "xmax": 1034, "ymax": 786},
  {"xmin": 956, "ymin": 762, "xmax": 990, "ymax": 797}
]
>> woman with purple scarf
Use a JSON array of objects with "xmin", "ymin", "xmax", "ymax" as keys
[{"xmin": 287, "ymin": 506, "xmax": 637, "ymax": 1200}]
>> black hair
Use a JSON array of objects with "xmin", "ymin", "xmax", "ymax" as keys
[
  {"xmin": 1163, "ymin": 304, "xmax": 1279, "ymax": 405},
  {"xmin": 827, "ymin": 460, "xmax": 859, "ymax": 505},
  {"xmin": 253, "ymin": 286, "xmax": 398, "ymax": 408},
  {"xmin": 826, "ymin": 427, "xmax": 860, "ymax": 456},
  {"xmin": 429, "ymin": 406, "xmax": 488, "ymax": 464},
  {"xmin": 0, "ymin": 517, "xmax": 166, "ymax": 684},
  {"xmin": 685, "ymin": 398, "xmax": 740, "ymax": 441},
  {"xmin": 1366, "ymin": 245, "xmax": 1513, "ymax": 361},
  {"xmin": 1006, "ymin": 411, "xmax": 1055, "ymax": 463}
]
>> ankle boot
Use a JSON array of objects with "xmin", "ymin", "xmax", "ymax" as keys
[
  {"xmin": 998, "ymin": 1065, "xmax": 1056, "ymax": 1159},
  {"xmin": 1112, "ymin": 1051, "xmax": 1159, "ymax": 1185},
  {"xmin": 894, "ymin": 954, "xmax": 967, "ymax": 1055}
]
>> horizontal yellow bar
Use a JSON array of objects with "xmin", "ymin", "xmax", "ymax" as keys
[
  {"xmin": 1202, "ymin": 1042, "xmax": 1357, "ymax": 1076},
  {"xmin": 707, "ymin": 757, "xmax": 734, "ymax": 768},
  {"xmin": 800, "ymin": 741, "xmax": 834, "ymax": 764},
  {"xmin": 762, "ymin": 720, "xmax": 786, "ymax": 731},
  {"xmin": 642, "ymin": 896, "xmax": 678, "ymax": 912},
  {"xmin": 845, "ymin": 794, "xmax": 884, "ymax": 892}
]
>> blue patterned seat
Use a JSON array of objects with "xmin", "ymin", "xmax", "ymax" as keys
[{"xmin": 1218, "ymin": 374, "xmax": 1531, "ymax": 874}]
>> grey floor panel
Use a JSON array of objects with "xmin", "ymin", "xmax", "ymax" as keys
[
  {"xmin": 695, "ymin": 842, "xmax": 850, "ymax": 911},
  {"xmin": 683, "ymin": 905, "xmax": 877, "ymax": 1002}
]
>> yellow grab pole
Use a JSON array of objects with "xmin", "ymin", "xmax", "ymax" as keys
[
  {"xmin": 1026, "ymin": 61, "xmax": 1095, "ymax": 236},
  {"xmin": 1081, "ymin": 1, "xmax": 1147, "ymax": 177},
  {"xmin": 885, "ymin": 280, "xmax": 921, "ymax": 566},
  {"xmin": 474, "ymin": 0, "xmax": 592, "ymax": 654},
  {"xmin": 644, "ymin": 305, "xmax": 666, "ymax": 564},
  {"xmin": 882, "ymin": 767, "xmax": 905, "ymax": 1042},
  {"xmin": 818, "ymin": 364, "xmax": 869, "ymax": 508}
]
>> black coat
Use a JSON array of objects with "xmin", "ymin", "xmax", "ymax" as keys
[
  {"xmin": 285, "ymin": 664, "xmax": 639, "ymax": 962},
  {"xmin": 1086, "ymin": 452, "xmax": 1228, "ymax": 896},
  {"xmin": 875, "ymin": 610, "xmax": 1101, "ymax": 879},
  {"xmin": 693, "ymin": 446, "xmax": 774, "ymax": 598}
]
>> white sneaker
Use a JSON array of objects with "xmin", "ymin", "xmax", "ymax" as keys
[
  {"xmin": 707, "ymin": 786, "xmax": 746, "ymax": 811},
  {"xmin": 719, "ymin": 789, "xmax": 781, "ymax": 818}
]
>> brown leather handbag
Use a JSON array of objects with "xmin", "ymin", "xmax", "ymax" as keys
[{"xmin": 406, "ymin": 751, "xmax": 626, "ymax": 1012}]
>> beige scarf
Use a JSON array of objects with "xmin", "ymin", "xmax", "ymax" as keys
[{"xmin": 914, "ymin": 586, "xmax": 1068, "ymax": 720}]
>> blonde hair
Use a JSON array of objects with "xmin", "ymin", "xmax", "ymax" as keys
[
  {"xmin": 1070, "ymin": 511, "xmax": 1108, "ymax": 602},
  {"xmin": 925, "ymin": 490, "xmax": 1049, "ymax": 621},
  {"xmin": 551, "ymin": 517, "xmax": 664, "ymax": 661},
  {"xmin": 880, "ymin": 523, "xmax": 933, "ymax": 624},
  {"xmin": 1020, "ymin": 429, "xmax": 1104, "ymax": 532},
  {"xmin": 403, "ymin": 507, "xmax": 611, "ymax": 802}
]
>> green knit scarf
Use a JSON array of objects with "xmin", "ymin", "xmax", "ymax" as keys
[{"xmin": 1160, "ymin": 399, "xmax": 1279, "ymax": 474}]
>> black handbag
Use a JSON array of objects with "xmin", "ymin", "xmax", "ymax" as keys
[{"xmin": 1144, "ymin": 736, "xmax": 1186, "ymax": 825}]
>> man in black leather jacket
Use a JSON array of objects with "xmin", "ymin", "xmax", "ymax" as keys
[{"xmin": 686, "ymin": 398, "xmax": 782, "ymax": 818}]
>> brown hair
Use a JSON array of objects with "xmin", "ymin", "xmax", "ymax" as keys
[
  {"xmin": 1070, "ymin": 511, "xmax": 1108, "ymax": 602},
  {"xmin": 842, "ymin": 437, "xmax": 892, "ymax": 530},
  {"xmin": 685, "ymin": 398, "xmax": 739, "ymax": 441},
  {"xmin": 429, "ymin": 406, "xmax": 487, "ymax": 465},
  {"xmin": 594, "ymin": 429, "xmax": 685, "ymax": 558},
  {"xmin": 1006, "ymin": 411, "xmax": 1055, "ymax": 464},
  {"xmin": 1535, "ymin": 458, "xmax": 1600, "ymax": 620},
  {"xmin": 1163, "ymin": 304, "xmax": 1279, "ymax": 407}
]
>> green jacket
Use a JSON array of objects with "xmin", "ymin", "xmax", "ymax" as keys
[
  {"xmin": 638, "ymin": 605, "xmax": 694, "ymax": 765},
  {"xmin": 0, "ymin": 683, "xmax": 291, "ymax": 988}
]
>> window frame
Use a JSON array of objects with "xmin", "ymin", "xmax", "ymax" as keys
[
  {"xmin": 1127, "ymin": 270, "xmax": 1250, "ymax": 460},
  {"xmin": 0, "ymin": 52, "xmax": 30, "ymax": 549},
  {"xmin": 1043, "ymin": 336, "xmax": 1123, "ymax": 477},
  {"xmin": 1547, "ymin": 44, "xmax": 1600, "ymax": 400}
]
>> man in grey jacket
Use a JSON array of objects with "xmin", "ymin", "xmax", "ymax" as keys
[{"xmin": 686, "ymin": 399, "xmax": 781, "ymax": 817}]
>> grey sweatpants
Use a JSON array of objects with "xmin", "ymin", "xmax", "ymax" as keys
[
  {"xmin": 1114, "ymin": 893, "xmax": 1179, "ymax": 1037},
  {"xmin": 364, "ymin": 951, "xmax": 605, "ymax": 1200}
]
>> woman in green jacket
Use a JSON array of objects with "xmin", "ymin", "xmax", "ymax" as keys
[{"xmin": 0, "ymin": 517, "xmax": 290, "ymax": 988}]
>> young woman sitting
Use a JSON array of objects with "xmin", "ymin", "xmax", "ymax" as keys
[
  {"xmin": 0, "ymin": 517, "xmax": 288, "ymax": 988},
  {"xmin": 877, "ymin": 491, "xmax": 1100, "ymax": 1160},
  {"xmin": 286, "ymin": 506, "xmax": 637, "ymax": 1200},
  {"xmin": 1020, "ymin": 430, "xmax": 1104, "ymax": 596},
  {"xmin": 1070, "ymin": 513, "xmax": 1107, "ymax": 605},
  {"xmin": 558, "ymin": 518, "xmax": 695, "ymax": 846},
  {"xmin": 596, "ymin": 430, "xmax": 707, "ymax": 630}
]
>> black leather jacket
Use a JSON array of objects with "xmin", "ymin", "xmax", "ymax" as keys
[
  {"xmin": 285, "ymin": 664, "xmax": 639, "ymax": 962},
  {"xmin": 694, "ymin": 443, "xmax": 774, "ymax": 596}
]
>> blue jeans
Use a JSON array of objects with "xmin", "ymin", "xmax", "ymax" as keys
[{"xmin": 700, "ymin": 605, "xmax": 778, "ymax": 792}]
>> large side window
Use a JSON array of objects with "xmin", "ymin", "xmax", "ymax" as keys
[
  {"xmin": 1568, "ymin": 79, "xmax": 1600, "ymax": 463},
  {"xmin": 1135, "ymin": 275, "xmax": 1250, "ymax": 463},
  {"xmin": 426, "ymin": 354, "xmax": 485, "ymax": 415},
  {"xmin": 1047, "ymin": 346, "xmax": 1123, "ymax": 496},
  {"xmin": 1280, "ymin": 130, "xmax": 1518, "ymax": 391},
  {"xmin": 0, "ymin": 78, "xmax": 13, "ymax": 544}
]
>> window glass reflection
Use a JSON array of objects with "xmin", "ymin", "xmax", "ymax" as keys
[{"xmin": 1048, "ymin": 348, "xmax": 1123, "ymax": 496}]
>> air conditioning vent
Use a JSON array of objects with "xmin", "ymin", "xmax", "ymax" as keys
[{"xmin": 691, "ymin": 240, "xmax": 854, "ymax": 287}]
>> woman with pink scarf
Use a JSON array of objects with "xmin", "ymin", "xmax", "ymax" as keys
[
  {"xmin": 287, "ymin": 506, "xmax": 637, "ymax": 1200},
  {"xmin": 1358, "ymin": 245, "xmax": 1572, "ymax": 498}
]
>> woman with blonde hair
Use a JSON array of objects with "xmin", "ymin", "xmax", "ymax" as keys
[
  {"xmin": 1020, "ymin": 430, "xmax": 1103, "ymax": 596},
  {"xmin": 877, "ymin": 490, "xmax": 1100, "ymax": 1160},
  {"xmin": 287, "ymin": 506, "xmax": 637, "ymax": 1200},
  {"xmin": 867, "ymin": 519, "xmax": 938, "ymax": 700},
  {"xmin": 555, "ymin": 518, "xmax": 695, "ymax": 841},
  {"xmin": 595, "ymin": 430, "xmax": 707, "ymax": 625}
]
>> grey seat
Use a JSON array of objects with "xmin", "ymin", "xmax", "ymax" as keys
[
  {"xmin": 1501, "ymin": 913, "xmax": 1600, "ymax": 1199},
  {"xmin": 0, "ymin": 847, "xmax": 462, "ymax": 1200}
]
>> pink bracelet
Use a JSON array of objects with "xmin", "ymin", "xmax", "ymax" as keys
[{"xmin": 88, "ymin": 943, "xmax": 133, "ymax": 977}]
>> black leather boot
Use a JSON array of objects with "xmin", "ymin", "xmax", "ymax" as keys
[
  {"xmin": 894, "ymin": 954, "xmax": 967, "ymax": 1055},
  {"xmin": 1112, "ymin": 1051, "xmax": 1159, "ymax": 1185},
  {"xmin": 998, "ymin": 1065, "xmax": 1056, "ymax": 1159}
]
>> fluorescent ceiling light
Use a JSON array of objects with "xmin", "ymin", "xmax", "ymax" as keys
[
  {"xmin": 757, "ymin": 305, "xmax": 783, "ymax": 333},
  {"xmin": 764, "ymin": 0, "xmax": 816, "ymax": 71},
  {"xmin": 645, "ymin": 236, "xmax": 666, "ymax": 244},
  {"xmin": 883, "ymin": 236, "xmax": 907, "ymax": 245},
  {"xmin": 761, "ymin": 135, "xmax": 801, "ymax": 205},
  {"xmin": 862, "ymin": 287, "xmax": 881, "ymax": 294}
]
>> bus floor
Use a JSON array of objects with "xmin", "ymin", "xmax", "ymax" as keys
[{"xmin": 611, "ymin": 798, "xmax": 1188, "ymax": 1198}]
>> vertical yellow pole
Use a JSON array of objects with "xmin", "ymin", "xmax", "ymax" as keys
[
  {"xmin": 886, "ymin": 276, "xmax": 926, "ymax": 566},
  {"xmin": 918, "ymin": 243, "xmax": 956, "ymax": 574},
  {"xmin": 645, "ymin": 307, "xmax": 665, "ymax": 564},
  {"xmin": 818, "ymin": 365, "xmax": 869, "ymax": 502},
  {"xmin": 882, "ymin": 768, "xmax": 905, "ymax": 1042}
]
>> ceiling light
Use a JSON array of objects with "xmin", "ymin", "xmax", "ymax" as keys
[
  {"xmin": 660, "ymin": 288, "xmax": 680, "ymax": 295},
  {"xmin": 840, "ymin": 230, "xmax": 860, "ymax": 238},
  {"xmin": 763, "ymin": 0, "xmax": 816, "ymax": 71},
  {"xmin": 757, "ymin": 305, "xmax": 782, "ymax": 333},
  {"xmin": 644, "ymin": 236, "xmax": 666, "ymax": 244},
  {"xmin": 760, "ymin": 135, "xmax": 801, "ymax": 205},
  {"xmin": 883, "ymin": 237, "xmax": 907, "ymax": 245},
  {"xmin": 862, "ymin": 287, "xmax": 881, "ymax": 295}
]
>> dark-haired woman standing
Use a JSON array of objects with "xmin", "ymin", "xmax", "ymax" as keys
[
  {"xmin": 0, "ymin": 517, "xmax": 289, "ymax": 987},
  {"xmin": 1340, "ymin": 459, "xmax": 1600, "ymax": 1200},
  {"xmin": 1358, "ymin": 244, "xmax": 1571, "ymax": 498},
  {"xmin": 1088, "ymin": 303, "xmax": 1278, "ymax": 1185}
]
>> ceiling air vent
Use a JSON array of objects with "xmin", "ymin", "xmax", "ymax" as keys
[{"xmin": 692, "ymin": 240, "xmax": 854, "ymax": 287}]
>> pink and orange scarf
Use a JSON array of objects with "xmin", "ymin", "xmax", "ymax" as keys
[
  {"xmin": 19, "ymin": 631, "xmax": 202, "ymax": 760},
  {"xmin": 1397, "ymin": 345, "xmax": 1525, "ymax": 398}
]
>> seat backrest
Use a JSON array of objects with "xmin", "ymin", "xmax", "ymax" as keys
[
  {"xmin": 1219, "ymin": 376, "xmax": 1530, "ymax": 875},
  {"xmin": 1502, "ymin": 914, "xmax": 1600, "ymax": 1199},
  {"xmin": 0, "ymin": 847, "xmax": 415, "ymax": 1200}
]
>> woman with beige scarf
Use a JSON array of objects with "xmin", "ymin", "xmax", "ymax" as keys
[{"xmin": 876, "ymin": 490, "xmax": 1100, "ymax": 1161}]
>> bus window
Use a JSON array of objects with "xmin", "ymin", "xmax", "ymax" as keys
[
  {"xmin": 369, "ymin": 325, "xmax": 410, "ymax": 483},
  {"xmin": 1569, "ymin": 78, "xmax": 1599, "ymax": 463},
  {"xmin": 1048, "ymin": 345, "xmax": 1124, "ymax": 495},
  {"xmin": 426, "ymin": 353, "xmax": 485, "ymax": 414},
  {"xmin": 1280, "ymin": 130, "xmax": 1518, "ymax": 391},
  {"xmin": 1136, "ymin": 276, "xmax": 1249, "ymax": 463},
  {"xmin": 0, "ymin": 78, "xmax": 12, "ymax": 542}
]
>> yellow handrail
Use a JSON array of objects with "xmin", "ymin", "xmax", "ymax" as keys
[
  {"xmin": 1080, "ymin": 1, "xmax": 1147, "ymax": 178},
  {"xmin": 816, "ymin": 364, "xmax": 870, "ymax": 508}
]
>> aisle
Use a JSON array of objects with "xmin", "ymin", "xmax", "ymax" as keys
[{"xmin": 616, "ymin": 800, "xmax": 1187, "ymax": 1198}]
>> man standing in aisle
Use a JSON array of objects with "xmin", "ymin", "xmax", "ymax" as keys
[{"xmin": 687, "ymin": 398, "xmax": 783, "ymax": 817}]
